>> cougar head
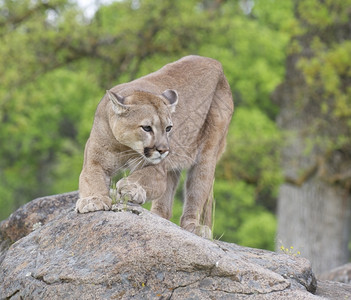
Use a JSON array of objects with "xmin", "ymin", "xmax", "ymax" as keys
[{"xmin": 107, "ymin": 89, "xmax": 178, "ymax": 165}]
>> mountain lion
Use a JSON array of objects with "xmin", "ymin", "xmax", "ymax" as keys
[{"xmin": 76, "ymin": 55, "xmax": 234, "ymax": 238}]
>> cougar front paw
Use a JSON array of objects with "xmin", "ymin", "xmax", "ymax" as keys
[
  {"xmin": 75, "ymin": 196, "xmax": 112, "ymax": 213},
  {"xmin": 116, "ymin": 178, "xmax": 146, "ymax": 205}
]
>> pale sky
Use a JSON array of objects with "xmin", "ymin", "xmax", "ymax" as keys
[{"xmin": 75, "ymin": 0, "xmax": 115, "ymax": 18}]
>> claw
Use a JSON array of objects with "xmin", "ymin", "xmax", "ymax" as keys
[
  {"xmin": 116, "ymin": 179, "xmax": 146, "ymax": 205},
  {"xmin": 75, "ymin": 196, "xmax": 112, "ymax": 213}
]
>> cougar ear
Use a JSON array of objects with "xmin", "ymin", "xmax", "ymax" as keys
[
  {"xmin": 107, "ymin": 90, "xmax": 128, "ymax": 114},
  {"xmin": 161, "ymin": 89, "xmax": 178, "ymax": 113}
]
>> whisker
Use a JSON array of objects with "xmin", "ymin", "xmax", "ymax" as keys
[
  {"xmin": 172, "ymin": 144, "xmax": 194, "ymax": 149},
  {"xmin": 167, "ymin": 156, "xmax": 178, "ymax": 171},
  {"xmin": 117, "ymin": 149, "xmax": 137, "ymax": 155},
  {"xmin": 114, "ymin": 156, "xmax": 141, "ymax": 175},
  {"xmin": 167, "ymin": 160, "xmax": 185, "ymax": 187},
  {"xmin": 128, "ymin": 157, "xmax": 142, "ymax": 170},
  {"xmin": 140, "ymin": 158, "xmax": 147, "ymax": 170},
  {"xmin": 171, "ymin": 152, "xmax": 197, "ymax": 165},
  {"xmin": 130, "ymin": 157, "xmax": 144, "ymax": 173},
  {"xmin": 117, "ymin": 152, "xmax": 139, "ymax": 159}
]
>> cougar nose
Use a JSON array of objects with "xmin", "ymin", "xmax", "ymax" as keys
[{"xmin": 156, "ymin": 146, "xmax": 169, "ymax": 155}]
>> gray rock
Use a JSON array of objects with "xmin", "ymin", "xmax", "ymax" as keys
[
  {"xmin": 0, "ymin": 193, "xmax": 348, "ymax": 299},
  {"xmin": 0, "ymin": 191, "xmax": 78, "ymax": 264},
  {"xmin": 315, "ymin": 280, "xmax": 351, "ymax": 299},
  {"xmin": 0, "ymin": 192, "xmax": 78, "ymax": 242},
  {"xmin": 319, "ymin": 263, "xmax": 351, "ymax": 284}
]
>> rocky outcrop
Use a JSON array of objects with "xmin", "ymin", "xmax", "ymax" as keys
[{"xmin": 0, "ymin": 193, "xmax": 349, "ymax": 299}]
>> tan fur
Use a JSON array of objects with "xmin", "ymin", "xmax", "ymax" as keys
[{"xmin": 76, "ymin": 55, "xmax": 234, "ymax": 238}]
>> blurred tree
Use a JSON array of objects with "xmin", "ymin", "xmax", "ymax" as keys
[
  {"xmin": 0, "ymin": 0, "xmax": 293, "ymax": 251},
  {"xmin": 0, "ymin": 0, "xmax": 92, "ymax": 214},
  {"xmin": 274, "ymin": 0, "xmax": 351, "ymax": 274}
]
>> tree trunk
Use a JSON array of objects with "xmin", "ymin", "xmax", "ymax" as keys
[
  {"xmin": 273, "ymin": 0, "xmax": 351, "ymax": 275},
  {"xmin": 277, "ymin": 180, "xmax": 351, "ymax": 275},
  {"xmin": 274, "ymin": 56, "xmax": 351, "ymax": 274}
]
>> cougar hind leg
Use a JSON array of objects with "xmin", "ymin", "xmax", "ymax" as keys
[
  {"xmin": 180, "ymin": 146, "xmax": 217, "ymax": 239},
  {"xmin": 196, "ymin": 138, "xmax": 226, "ymax": 238},
  {"xmin": 199, "ymin": 135, "xmax": 227, "ymax": 230},
  {"xmin": 181, "ymin": 75, "xmax": 232, "ymax": 239},
  {"xmin": 181, "ymin": 122, "xmax": 230, "ymax": 239},
  {"xmin": 199, "ymin": 180, "xmax": 214, "ymax": 230}
]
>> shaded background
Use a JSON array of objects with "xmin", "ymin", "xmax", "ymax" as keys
[{"xmin": 0, "ymin": 0, "xmax": 350, "ymax": 274}]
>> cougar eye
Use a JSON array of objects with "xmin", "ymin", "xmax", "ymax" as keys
[
  {"xmin": 141, "ymin": 126, "xmax": 153, "ymax": 132},
  {"xmin": 166, "ymin": 126, "xmax": 172, "ymax": 132}
]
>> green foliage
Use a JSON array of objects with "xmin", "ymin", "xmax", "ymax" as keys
[
  {"xmin": 217, "ymin": 108, "xmax": 283, "ymax": 212},
  {"xmin": 202, "ymin": 36, "xmax": 289, "ymax": 117},
  {"xmin": 0, "ymin": 67, "xmax": 101, "ymax": 218},
  {"xmin": 297, "ymin": 0, "xmax": 350, "ymax": 28},
  {"xmin": 289, "ymin": 0, "xmax": 351, "ymax": 167},
  {"xmin": 213, "ymin": 180, "xmax": 276, "ymax": 250}
]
